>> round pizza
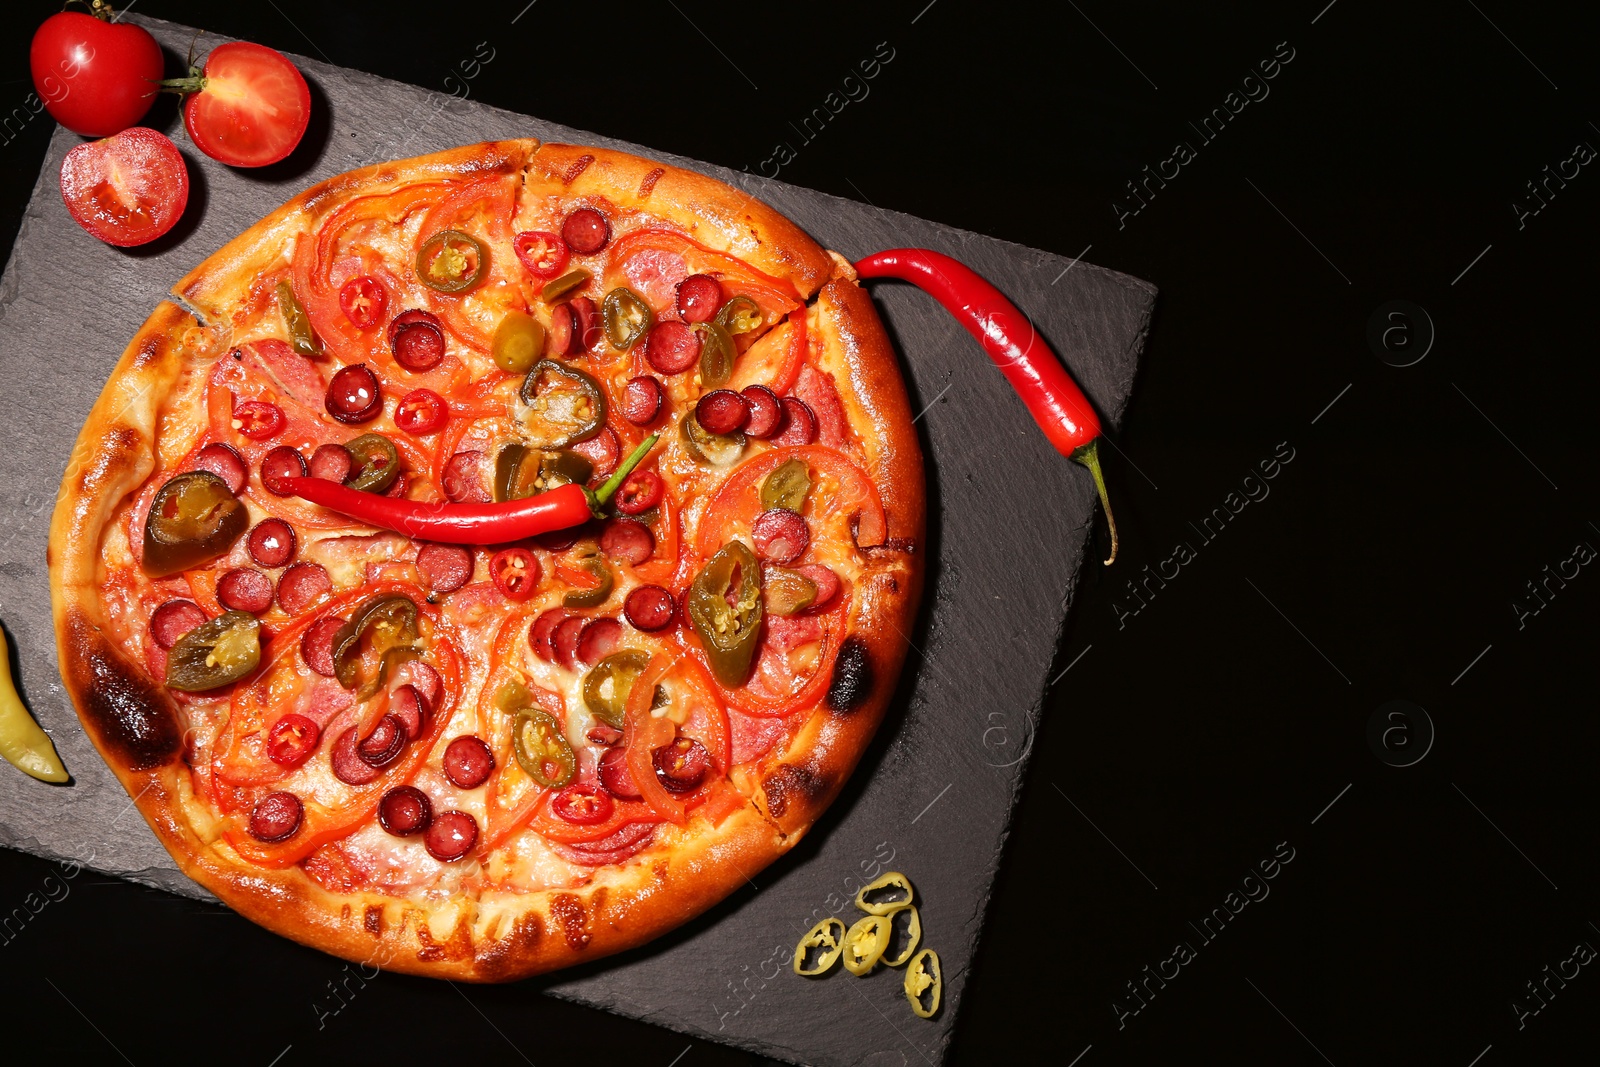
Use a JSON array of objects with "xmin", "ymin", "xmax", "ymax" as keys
[{"xmin": 47, "ymin": 139, "xmax": 923, "ymax": 980}]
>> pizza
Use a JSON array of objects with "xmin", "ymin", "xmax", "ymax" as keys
[{"xmin": 47, "ymin": 139, "xmax": 924, "ymax": 980}]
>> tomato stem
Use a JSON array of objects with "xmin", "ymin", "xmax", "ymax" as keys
[
  {"xmin": 155, "ymin": 74, "xmax": 208, "ymax": 96},
  {"xmin": 64, "ymin": 0, "xmax": 117, "ymax": 23},
  {"xmin": 1071, "ymin": 438, "xmax": 1118, "ymax": 566},
  {"xmin": 591, "ymin": 434, "xmax": 659, "ymax": 511}
]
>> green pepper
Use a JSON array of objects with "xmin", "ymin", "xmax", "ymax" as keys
[
  {"xmin": 855, "ymin": 870, "xmax": 914, "ymax": 915},
  {"xmin": 695, "ymin": 320, "xmax": 736, "ymax": 387},
  {"xmin": 495, "ymin": 679, "xmax": 533, "ymax": 715},
  {"xmin": 581, "ymin": 649, "xmax": 650, "ymax": 728},
  {"xmin": 519, "ymin": 359, "xmax": 607, "ymax": 446},
  {"xmin": 332, "ymin": 594, "xmax": 422, "ymax": 696},
  {"xmin": 539, "ymin": 269, "xmax": 591, "ymax": 303},
  {"xmin": 903, "ymin": 949, "xmax": 942, "ymax": 1018},
  {"xmin": 276, "ymin": 280, "xmax": 321, "ymax": 358},
  {"xmin": 714, "ymin": 295, "xmax": 762, "ymax": 335},
  {"xmin": 760, "ymin": 458, "xmax": 812, "ymax": 512},
  {"xmin": 142, "ymin": 471, "xmax": 249, "ymax": 578},
  {"xmin": 880, "ymin": 905, "xmax": 923, "ymax": 969},
  {"xmin": 0, "ymin": 622, "xmax": 67, "ymax": 782},
  {"xmin": 165, "ymin": 611, "xmax": 261, "ymax": 692},
  {"xmin": 344, "ymin": 434, "xmax": 401, "ymax": 494},
  {"xmin": 493, "ymin": 310, "xmax": 546, "ymax": 373},
  {"xmin": 416, "ymin": 229, "xmax": 486, "ymax": 293},
  {"xmin": 686, "ymin": 541, "xmax": 762, "ymax": 686},
  {"xmin": 762, "ymin": 567, "xmax": 817, "ymax": 616},
  {"xmin": 562, "ymin": 556, "xmax": 614, "ymax": 609},
  {"xmin": 841, "ymin": 914, "xmax": 891, "ymax": 976},
  {"xmin": 511, "ymin": 709, "xmax": 576, "ymax": 788},
  {"xmin": 679, "ymin": 411, "xmax": 745, "ymax": 466},
  {"xmin": 792, "ymin": 917, "xmax": 847, "ymax": 977},
  {"xmin": 602, "ymin": 287, "xmax": 654, "ymax": 350}
]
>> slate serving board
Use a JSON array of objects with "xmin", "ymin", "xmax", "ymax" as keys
[{"xmin": 0, "ymin": 16, "xmax": 1153, "ymax": 1066}]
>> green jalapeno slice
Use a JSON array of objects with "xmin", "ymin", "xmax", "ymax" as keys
[
  {"xmin": 581, "ymin": 649, "xmax": 650, "ymax": 728},
  {"xmin": 561, "ymin": 556, "xmax": 614, "ymax": 609},
  {"xmin": 760, "ymin": 458, "xmax": 812, "ymax": 513},
  {"xmin": 904, "ymin": 949, "xmax": 942, "ymax": 1018},
  {"xmin": 841, "ymin": 914, "xmax": 891, "ymax": 976},
  {"xmin": 166, "ymin": 611, "xmax": 261, "ymax": 691},
  {"xmin": 880, "ymin": 905, "xmax": 922, "ymax": 968},
  {"xmin": 695, "ymin": 320, "xmax": 736, "ymax": 387},
  {"xmin": 602, "ymin": 287, "xmax": 654, "ymax": 350},
  {"xmin": 494, "ymin": 445, "xmax": 594, "ymax": 502},
  {"xmin": 679, "ymin": 411, "xmax": 745, "ymax": 466},
  {"xmin": 276, "ymin": 280, "xmax": 321, "ymax": 358},
  {"xmin": 511, "ymin": 709, "xmax": 576, "ymax": 788},
  {"xmin": 714, "ymin": 295, "xmax": 762, "ymax": 335},
  {"xmin": 793, "ymin": 917, "xmax": 848, "ymax": 976},
  {"xmin": 493, "ymin": 310, "xmax": 546, "ymax": 373},
  {"xmin": 519, "ymin": 359, "xmax": 607, "ymax": 445},
  {"xmin": 344, "ymin": 433, "xmax": 401, "ymax": 494},
  {"xmin": 855, "ymin": 870, "xmax": 915, "ymax": 915},
  {"xmin": 762, "ymin": 567, "xmax": 817, "ymax": 616},
  {"xmin": 686, "ymin": 541, "xmax": 762, "ymax": 686},
  {"xmin": 539, "ymin": 269, "xmax": 591, "ymax": 303},
  {"xmin": 416, "ymin": 229, "xmax": 486, "ymax": 293},
  {"xmin": 332, "ymin": 594, "xmax": 422, "ymax": 697},
  {"xmin": 142, "ymin": 471, "xmax": 250, "ymax": 578}
]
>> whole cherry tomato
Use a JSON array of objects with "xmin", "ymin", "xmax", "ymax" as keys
[{"xmin": 29, "ymin": 5, "xmax": 163, "ymax": 137}]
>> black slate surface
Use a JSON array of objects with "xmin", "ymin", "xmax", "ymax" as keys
[{"xmin": 0, "ymin": 16, "xmax": 1152, "ymax": 1066}]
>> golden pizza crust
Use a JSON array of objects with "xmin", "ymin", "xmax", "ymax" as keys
[{"xmin": 49, "ymin": 138, "xmax": 925, "ymax": 981}]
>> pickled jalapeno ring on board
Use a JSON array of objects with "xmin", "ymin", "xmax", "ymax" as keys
[{"xmin": 793, "ymin": 917, "xmax": 847, "ymax": 977}]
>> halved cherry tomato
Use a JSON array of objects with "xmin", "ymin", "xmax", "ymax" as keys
[
  {"xmin": 266, "ymin": 713, "xmax": 319, "ymax": 768},
  {"xmin": 552, "ymin": 783, "xmax": 615, "ymax": 825},
  {"xmin": 58, "ymin": 127, "xmax": 188, "ymax": 247},
  {"xmin": 338, "ymin": 276, "xmax": 389, "ymax": 329},
  {"xmin": 173, "ymin": 42, "xmax": 311, "ymax": 168},
  {"xmin": 232, "ymin": 399, "xmax": 286, "ymax": 440},
  {"xmin": 514, "ymin": 230, "xmax": 570, "ymax": 279},
  {"xmin": 491, "ymin": 548, "xmax": 541, "ymax": 602},
  {"xmin": 394, "ymin": 388, "xmax": 448, "ymax": 435}
]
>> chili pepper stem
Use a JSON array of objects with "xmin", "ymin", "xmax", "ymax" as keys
[
  {"xmin": 1071, "ymin": 438, "xmax": 1118, "ymax": 566},
  {"xmin": 591, "ymin": 434, "xmax": 659, "ymax": 511}
]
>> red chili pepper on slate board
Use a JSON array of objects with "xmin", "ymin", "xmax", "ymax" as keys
[{"xmin": 855, "ymin": 247, "xmax": 1119, "ymax": 564}]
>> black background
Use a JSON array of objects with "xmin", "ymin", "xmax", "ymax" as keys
[{"xmin": 3, "ymin": 2, "xmax": 1597, "ymax": 1064}]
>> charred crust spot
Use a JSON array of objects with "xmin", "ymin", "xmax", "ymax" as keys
[
  {"xmin": 476, "ymin": 914, "xmax": 544, "ymax": 981},
  {"xmin": 550, "ymin": 894, "xmax": 591, "ymax": 951},
  {"xmin": 415, "ymin": 929, "xmax": 447, "ymax": 962},
  {"xmin": 563, "ymin": 154, "xmax": 595, "ymax": 185},
  {"xmin": 131, "ymin": 333, "xmax": 164, "ymax": 370},
  {"xmin": 64, "ymin": 611, "xmax": 182, "ymax": 771},
  {"xmin": 762, "ymin": 764, "xmax": 827, "ymax": 820},
  {"xmin": 825, "ymin": 636, "xmax": 873, "ymax": 715},
  {"xmin": 638, "ymin": 167, "xmax": 665, "ymax": 199},
  {"xmin": 364, "ymin": 906, "xmax": 383, "ymax": 936}
]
